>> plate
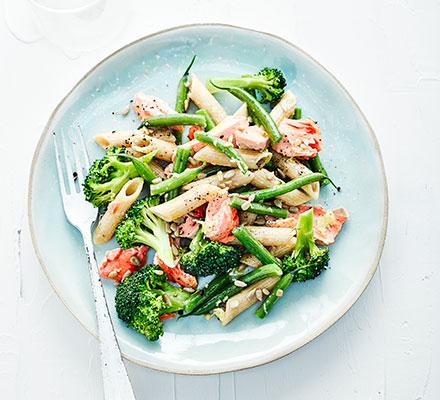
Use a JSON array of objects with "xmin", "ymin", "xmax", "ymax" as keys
[{"xmin": 28, "ymin": 24, "xmax": 388, "ymax": 374}]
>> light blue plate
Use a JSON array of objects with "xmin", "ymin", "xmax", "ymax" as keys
[{"xmin": 28, "ymin": 24, "xmax": 388, "ymax": 374}]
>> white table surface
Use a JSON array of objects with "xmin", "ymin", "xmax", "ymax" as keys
[{"xmin": 2, "ymin": 1, "xmax": 439, "ymax": 399}]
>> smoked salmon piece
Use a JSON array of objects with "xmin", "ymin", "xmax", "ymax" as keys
[
  {"xmin": 234, "ymin": 125, "xmax": 269, "ymax": 151},
  {"xmin": 154, "ymin": 254, "xmax": 198, "ymax": 288},
  {"xmin": 272, "ymin": 118, "xmax": 322, "ymax": 159},
  {"xmin": 267, "ymin": 205, "xmax": 348, "ymax": 245},
  {"xmin": 99, "ymin": 246, "xmax": 149, "ymax": 281},
  {"xmin": 132, "ymin": 92, "xmax": 183, "ymax": 131},
  {"xmin": 205, "ymin": 193, "xmax": 239, "ymax": 243}
]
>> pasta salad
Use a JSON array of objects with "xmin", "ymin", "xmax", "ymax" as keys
[{"xmin": 84, "ymin": 56, "xmax": 348, "ymax": 341}]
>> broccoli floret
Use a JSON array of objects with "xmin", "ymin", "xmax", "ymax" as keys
[
  {"xmin": 282, "ymin": 209, "xmax": 329, "ymax": 281},
  {"xmin": 115, "ymin": 197, "xmax": 175, "ymax": 268},
  {"xmin": 180, "ymin": 229, "xmax": 241, "ymax": 277},
  {"xmin": 115, "ymin": 265, "xmax": 191, "ymax": 341},
  {"xmin": 207, "ymin": 67, "xmax": 287, "ymax": 103},
  {"xmin": 83, "ymin": 146, "xmax": 138, "ymax": 209}
]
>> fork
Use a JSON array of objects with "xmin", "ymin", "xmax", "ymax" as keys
[{"xmin": 53, "ymin": 128, "xmax": 137, "ymax": 400}]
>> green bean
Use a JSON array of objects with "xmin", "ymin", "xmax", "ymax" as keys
[
  {"xmin": 232, "ymin": 226, "xmax": 281, "ymax": 267},
  {"xmin": 167, "ymin": 145, "xmax": 191, "ymax": 200},
  {"xmin": 229, "ymin": 197, "xmax": 288, "ymax": 219},
  {"xmin": 208, "ymin": 82, "xmax": 282, "ymax": 144},
  {"xmin": 231, "ymin": 183, "xmax": 255, "ymax": 194},
  {"xmin": 202, "ymin": 165, "xmax": 230, "ymax": 177},
  {"xmin": 255, "ymin": 272, "xmax": 293, "ymax": 319},
  {"xmin": 195, "ymin": 109, "xmax": 216, "ymax": 131},
  {"xmin": 175, "ymin": 55, "xmax": 197, "ymax": 114},
  {"xmin": 293, "ymin": 107, "xmax": 302, "ymax": 119},
  {"xmin": 241, "ymin": 173, "xmax": 331, "ymax": 201},
  {"xmin": 192, "ymin": 263, "xmax": 283, "ymax": 315},
  {"xmin": 138, "ymin": 113, "xmax": 206, "ymax": 130},
  {"xmin": 194, "ymin": 131, "xmax": 248, "ymax": 174},
  {"xmin": 183, "ymin": 266, "xmax": 247, "ymax": 314},
  {"xmin": 307, "ymin": 154, "xmax": 331, "ymax": 187},
  {"xmin": 120, "ymin": 151, "xmax": 157, "ymax": 183},
  {"xmin": 150, "ymin": 162, "xmax": 206, "ymax": 196}
]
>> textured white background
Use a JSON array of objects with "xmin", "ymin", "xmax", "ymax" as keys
[{"xmin": 1, "ymin": 0, "xmax": 439, "ymax": 399}]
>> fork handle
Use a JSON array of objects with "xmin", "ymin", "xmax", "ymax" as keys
[{"xmin": 82, "ymin": 230, "xmax": 137, "ymax": 400}]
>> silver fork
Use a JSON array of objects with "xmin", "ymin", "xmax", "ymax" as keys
[{"xmin": 53, "ymin": 127, "xmax": 137, "ymax": 400}]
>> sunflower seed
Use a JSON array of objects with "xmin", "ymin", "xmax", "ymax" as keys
[
  {"xmin": 121, "ymin": 105, "xmax": 130, "ymax": 116},
  {"xmin": 255, "ymin": 289, "xmax": 263, "ymax": 301},
  {"xmin": 188, "ymin": 156, "xmax": 199, "ymax": 166},
  {"xmin": 247, "ymin": 288, "xmax": 256, "ymax": 300},
  {"xmin": 276, "ymin": 289, "xmax": 284, "ymax": 297},
  {"xmin": 165, "ymin": 222, "xmax": 172, "ymax": 234},
  {"xmin": 152, "ymin": 177, "xmax": 162, "ymax": 184},
  {"xmin": 262, "ymin": 288, "xmax": 270, "ymax": 296},
  {"xmin": 267, "ymin": 171, "xmax": 275, "ymax": 180},
  {"xmin": 121, "ymin": 270, "xmax": 132, "ymax": 282},
  {"xmin": 113, "ymin": 281, "xmax": 120, "ymax": 286},
  {"xmin": 197, "ymin": 173, "xmax": 207, "ymax": 179},
  {"xmin": 224, "ymin": 170, "xmax": 235, "ymax": 179},
  {"xmin": 183, "ymin": 287, "xmax": 195, "ymax": 293},
  {"xmin": 248, "ymin": 194, "xmax": 256, "ymax": 202},
  {"xmin": 289, "ymin": 206, "xmax": 298, "ymax": 213},
  {"xmin": 274, "ymin": 199, "xmax": 283, "ymax": 208},
  {"xmin": 170, "ymin": 222, "xmax": 178, "ymax": 232},
  {"xmin": 240, "ymin": 201, "xmax": 251, "ymax": 211},
  {"xmin": 171, "ymin": 244, "xmax": 179, "ymax": 256},
  {"xmin": 153, "ymin": 270, "xmax": 164, "ymax": 275},
  {"xmin": 130, "ymin": 255, "xmax": 141, "ymax": 267},
  {"xmin": 216, "ymin": 170, "xmax": 224, "ymax": 182},
  {"xmin": 233, "ymin": 280, "xmax": 247, "ymax": 288},
  {"xmin": 162, "ymin": 293, "xmax": 172, "ymax": 306},
  {"xmin": 108, "ymin": 270, "xmax": 118, "ymax": 278}
]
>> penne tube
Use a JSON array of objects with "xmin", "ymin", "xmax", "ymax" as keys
[
  {"xmin": 188, "ymin": 74, "xmax": 228, "ymax": 124},
  {"xmin": 269, "ymin": 242, "xmax": 296, "ymax": 258},
  {"xmin": 150, "ymin": 184, "xmax": 225, "ymax": 222},
  {"xmin": 181, "ymin": 169, "xmax": 254, "ymax": 192},
  {"xmin": 93, "ymin": 178, "xmax": 144, "ymax": 245},
  {"xmin": 272, "ymin": 152, "xmax": 320, "ymax": 200},
  {"xmin": 240, "ymin": 253, "xmax": 262, "ymax": 268},
  {"xmin": 131, "ymin": 136, "xmax": 177, "ymax": 162},
  {"xmin": 229, "ymin": 226, "xmax": 296, "ymax": 247},
  {"xmin": 269, "ymin": 90, "xmax": 297, "ymax": 127},
  {"xmin": 194, "ymin": 146, "xmax": 272, "ymax": 169},
  {"xmin": 215, "ymin": 276, "xmax": 281, "ymax": 326},
  {"xmin": 149, "ymin": 160, "xmax": 166, "ymax": 180},
  {"xmin": 94, "ymin": 130, "xmax": 138, "ymax": 149},
  {"xmin": 251, "ymin": 169, "xmax": 311, "ymax": 206},
  {"xmin": 233, "ymin": 103, "xmax": 248, "ymax": 118},
  {"xmin": 144, "ymin": 127, "xmax": 176, "ymax": 143}
]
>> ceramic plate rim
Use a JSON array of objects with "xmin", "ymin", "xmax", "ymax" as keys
[{"xmin": 27, "ymin": 23, "xmax": 389, "ymax": 375}]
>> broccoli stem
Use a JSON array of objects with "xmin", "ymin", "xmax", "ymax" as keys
[
  {"xmin": 232, "ymin": 226, "xmax": 281, "ymax": 267},
  {"xmin": 206, "ymin": 77, "xmax": 274, "ymax": 94},
  {"xmin": 194, "ymin": 131, "xmax": 249, "ymax": 174},
  {"xmin": 292, "ymin": 209, "xmax": 315, "ymax": 258},
  {"xmin": 189, "ymin": 228, "xmax": 205, "ymax": 253},
  {"xmin": 150, "ymin": 161, "xmax": 205, "ymax": 196},
  {"xmin": 195, "ymin": 109, "xmax": 216, "ymax": 131},
  {"xmin": 229, "ymin": 197, "xmax": 288, "ymax": 219},
  {"xmin": 192, "ymin": 263, "xmax": 283, "ymax": 315}
]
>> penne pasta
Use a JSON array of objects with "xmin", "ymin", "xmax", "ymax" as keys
[
  {"xmin": 194, "ymin": 146, "xmax": 272, "ymax": 169},
  {"xmin": 131, "ymin": 136, "xmax": 177, "ymax": 162},
  {"xmin": 181, "ymin": 169, "xmax": 254, "ymax": 192},
  {"xmin": 251, "ymin": 168, "xmax": 312, "ymax": 206},
  {"xmin": 240, "ymin": 253, "xmax": 262, "ymax": 268},
  {"xmin": 238, "ymin": 210, "xmax": 257, "ymax": 226},
  {"xmin": 269, "ymin": 242, "xmax": 296, "ymax": 258},
  {"xmin": 150, "ymin": 184, "xmax": 225, "ymax": 222},
  {"xmin": 144, "ymin": 127, "xmax": 176, "ymax": 143},
  {"xmin": 215, "ymin": 276, "xmax": 281, "ymax": 326},
  {"xmin": 233, "ymin": 103, "xmax": 248, "ymax": 118},
  {"xmin": 188, "ymin": 74, "xmax": 228, "ymax": 124},
  {"xmin": 93, "ymin": 178, "xmax": 144, "ymax": 245},
  {"xmin": 269, "ymin": 90, "xmax": 297, "ymax": 127},
  {"xmin": 272, "ymin": 152, "xmax": 320, "ymax": 200},
  {"xmin": 149, "ymin": 160, "xmax": 166, "ymax": 180},
  {"xmin": 229, "ymin": 226, "xmax": 296, "ymax": 247}
]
